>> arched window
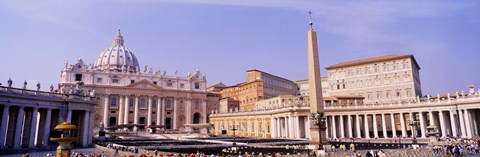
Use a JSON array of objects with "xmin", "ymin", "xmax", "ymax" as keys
[
  {"xmin": 110, "ymin": 97, "xmax": 117, "ymax": 107},
  {"xmin": 129, "ymin": 99, "xmax": 134, "ymax": 107}
]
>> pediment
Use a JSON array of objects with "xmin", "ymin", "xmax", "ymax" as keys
[{"xmin": 126, "ymin": 79, "xmax": 161, "ymax": 90}]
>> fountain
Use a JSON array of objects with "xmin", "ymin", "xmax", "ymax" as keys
[{"xmin": 50, "ymin": 122, "xmax": 78, "ymax": 157}]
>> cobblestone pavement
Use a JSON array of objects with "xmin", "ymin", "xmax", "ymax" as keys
[{"xmin": 0, "ymin": 148, "xmax": 115, "ymax": 157}]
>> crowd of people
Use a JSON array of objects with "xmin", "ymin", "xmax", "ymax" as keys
[{"xmin": 432, "ymin": 137, "xmax": 480, "ymax": 156}]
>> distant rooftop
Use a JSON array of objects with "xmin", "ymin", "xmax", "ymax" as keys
[{"xmin": 325, "ymin": 54, "xmax": 420, "ymax": 70}]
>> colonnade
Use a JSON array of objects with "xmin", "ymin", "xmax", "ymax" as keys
[
  {"xmin": 0, "ymin": 104, "xmax": 93, "ymax": 149},
  {"xmin": 326, "ymin": 109, "xmax": 479, "ymax": 139},
  {"xmin": 103, "ymin": 94, "xmax": 207, "ymax": 131},
  {"xmin": 271, "ymin": 115, "xmax": 310, "ymax": 139}
]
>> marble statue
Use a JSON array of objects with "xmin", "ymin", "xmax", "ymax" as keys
[
  {"xmin": 7, "ymin": 78, "xmax": 12, "ymax": 88},
  {"xmin": 36, "ymin": 82, "xmax": 41, "ymax": 91},
  {"xmin": 23, "ymin": 80, "xmax": 27, "ymax": 89},
  {"xmin": 50, "ymin": 84, "xmax": 54, "ymax": 93}
]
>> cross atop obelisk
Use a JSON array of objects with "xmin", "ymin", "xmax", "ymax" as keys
[
  {"xmin": 308, "ymin": 10, "xmax": 313, "ymax": 29},
  {"xmin": 306, "ymin": 11, "xmax": 326, "ymax": 146}
]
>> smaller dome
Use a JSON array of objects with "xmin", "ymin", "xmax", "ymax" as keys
[{"xmin": 94, "ymin": 30, "xmax": 140, "ymax": 72}]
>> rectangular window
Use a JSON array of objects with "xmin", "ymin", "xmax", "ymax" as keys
[
  {"xmin": 96, "ymin": 78, "xmax": 102, "ymax": 83},
  {"xmin": 129, "ymin": 111, "xmax": 133, "ymax": 114},
  {"xmin": 180, "ymin": 83, "xmax": 184, "ymax": 88},
  {"xmin": 195, "ymin": 83, "xmax": 200, "ymax": 89},
  {"xmin": 166, "ymin": 99, "xmax": 172, "ymax": 109},
  {"xmin": 130, "ymin": 80, "xmax": 135, "ymax": 84},
  {"xmin": 75, "ymin": 74, "xmax": 82, "ymax": 81},
  {"xmin": 167, "ymin": 83, "xmax": 173, "ymax": 87},
  {"xmin": 112, "ymin": 79, "xmax": 119, "ymax": 83},
  {"xmin": 153, "ymin": 81, "xmax": 157, "ymax": 85}
]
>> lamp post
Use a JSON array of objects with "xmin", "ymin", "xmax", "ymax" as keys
[
  {"xmin": 409, "ymin": 120, "xmax": 419, "ymax": 145},
  {"xmin": 310, "ymin": 112, "xmax": 327, "ymax": 151}
]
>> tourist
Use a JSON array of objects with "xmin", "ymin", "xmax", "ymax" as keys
[
  {"xmin": 454, "ymin": 145, "xmax": 460, "ymax": 157},
  {"xmin": 366, "ymin": 151, "xmax": 372, "ymax": 157}
]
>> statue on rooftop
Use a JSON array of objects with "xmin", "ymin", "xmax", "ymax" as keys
[
  {"xmin": 23, "ymin": 80, "xmax": 27, "ymax": 89},
  {"xmin": 7, "ymin": 78, "xmax": 12, "ymax": 88},
  {"xmin": 50, "ymin": 84, "xmax": 54, "ymax": 93},
  {"xmin": 36, "ymin": 82, "xmax": 41, "ymax": 91}
]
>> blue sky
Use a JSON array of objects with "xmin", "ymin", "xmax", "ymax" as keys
[{"xmin": 0, "ymin": 0, "xmax": 479, "ymax": 95}]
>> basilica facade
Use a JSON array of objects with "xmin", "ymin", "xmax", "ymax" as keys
[{"xmin": 59, "ymin": 30, "xmax": 210, "ymax": 132}]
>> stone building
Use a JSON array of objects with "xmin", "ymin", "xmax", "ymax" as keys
[
  {"xmin": 219, "ymin": 69, "xmax": 298, "ymax": 111},
  {"xmin": 59, "ymin": 30, "xmax": 210, "ymax": 132},
  {"xmin": 0, "ymin": 80, "xmax": 95, "ymax": 149},
  {"xmin": 325, "ymin": 54, "xmax": 422, "ymax": 104}
]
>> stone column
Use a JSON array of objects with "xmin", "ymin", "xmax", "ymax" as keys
[
  {"xmin": 305, "ymin": 117, "xmax": 311, "ymax": 139},
  {"xmin": 66, "ymin": 109, "xmax": 72, "ymax": 123},
  {"xmin": 449, "ymin": 110, "xmax": 458, "ymax": 137},
  {"xmin": 295, "ymin": 116, "xmax": 301, "ymax": 139},
  {"xmin": 347, "ymin": 115, "xmax": 353, "ymax": 138},
  {"xmin": 118, "ymin": 95, "xmax": 124, "ymax": 125},
  {"xmin": 391, "ymin": 113, "xmax": 397, "ymax": 138},
  {"xmin": 409, "ymin": 112, "xmax": 415, "ymax": 137},
  {"xmin": 13, "ymin": 106, "xmax": 25, "ymax": 149},
  {"xmin": 88, "ymin": 111, "xmax": 94, "ymax": 146},
  {"xmin": 82, "ymin": 111, "xmax": 89, "ymax": 147},
  {"xmin": 133, "ymin": 96, "xmax": 139, "ymax": 131},
  {"xmin": 364, "ymin": 114, "xmax": 370, "ymax": 139},
  {"xmin": 464, "ymin": 109, "xmax": 473, "ymax": 138},
  {"xmin": 419, "ymin": 112, "xmax": 427, "ymax": 138},
  {"xmin": 156, "ymin": 97, "xmax": 161, "ymax": 126},
  {"xmin": 147, "ymin": 96, "xmax": 152, "ymax": 128},
  {"xmin": 271, "ymin": 118, "xmax": 276, "ymax": 138},
  {"xmin": 201, "ymin": 100, "xmax": 207, "ymax": 124},
  {"xmin": 325, "ymin": 117, "xmax": 329, "ymax": 139},
  {"xmin": 439, "ymin": 111, "xmax": 447, "ymax": 137},
  {"xmin": 284, "ymin": 117, "xmax": 289, "ymax": 138},
  {"xmin": 161, "ymin": 97, "xmax": 166, "ymax": 125},
  {"xmin": 339, "ymin": 115, "xmax": 345, "ymax": 138},
  {"xmin": 173, "ymin": 98, "xmax": 178, "ymax": 129},
  {"xmin": 331, "ymin": 115, "xmax": 337, "ymax": 138},
  {"xmin": 373, "ymin": 113, "xmax": 378, "ymax": 138},
  {"xmin": 28, "ymin": 107, "xmax": 39, "ymax": 148},
  {"xmin": 458, "ymin": 109, "xmax": 466, "ymax": 137},
  {"xmin": 124, "ymin": 95, "xmax": 130, "ymax": 125},
  {"xmin": 381, "ymin": 113, "xmax": 387, "ymax": 138},
  {"xmin": 42, "ymin": 108, "xmax": 52, "ymax": 147},
  {"xmin": 0, "ymin": 105, "xmax": 10, "ymax": 147},
  {"xmin": 185, "ymin": 99, "xmax": 192, "ymax": 128},
  {"xmin": 103, "ymin": 95, "xmax": 109, "ymax": 126},
  {"xmin": 356, "ymin": 114, "xmax": 361, "ymax": 138},
  {"xmin": 428, "ymin": 111, "xmax": 434, "ymax": 126},
  {"xmin": 276, "ymin": 118, "xmax": 281, "ymax": 137},
  {"xmin": 400, "ymin": 113, "xmax": 407, "ymax": 137}
]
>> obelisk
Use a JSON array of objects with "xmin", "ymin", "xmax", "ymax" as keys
[{"xmin": 307, "ymin": 12, "xmax": 326, "ymax": 146}]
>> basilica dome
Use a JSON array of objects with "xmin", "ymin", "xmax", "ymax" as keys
[{"xmin": 94, "ymin": 30, "xmax": 140, "ymax": 73}]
